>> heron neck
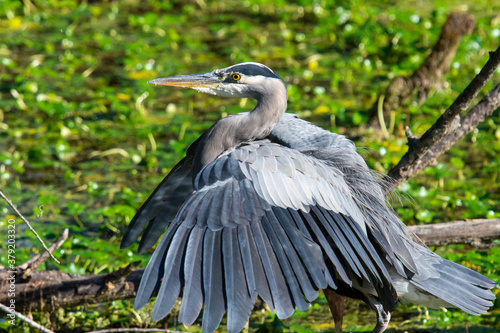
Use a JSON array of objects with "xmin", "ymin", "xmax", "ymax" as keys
[
  {"xmin": 193, "ymin": 85, "xmax": 287, "ymax": 177},
  {"xmin": 243, "ymin": 89, "xmax": 288, "ymax": 140}
]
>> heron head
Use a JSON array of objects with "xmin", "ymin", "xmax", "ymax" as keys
[{"xmin": 148, "ymin": 62, "xmax": 285, "ymax": 99}]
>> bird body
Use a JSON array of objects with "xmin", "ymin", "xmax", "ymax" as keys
[{"xmin": 121, "ymin": 63, "xmax": 496, "ymax": 333}]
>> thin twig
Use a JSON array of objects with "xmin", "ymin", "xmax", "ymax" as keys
[
  {"xmin": 0, "ymin": 302, "xmax": 55, "ymax": 333},
  {"xmin": 0, "ymin": 190, "xmax": 60, "ymax": 264},
  {"xmin": 17, "ymin": 228, "xmax": 69, "ymax": 270},
  {"xmin": 88, "ymin": 328, "xmax": 185, "ymax": 333}
]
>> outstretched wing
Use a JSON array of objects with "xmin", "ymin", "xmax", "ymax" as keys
[
  {"xmin": 120, "ymin": 136, "xmax": 201, "ymax": 253},
  {"xmin": 270, "ymin": 113, "xmax": 418, "ymax": 277},
  {"xmin": 135, "ymin": 140, "xmax": 398, "ymax": 333}
]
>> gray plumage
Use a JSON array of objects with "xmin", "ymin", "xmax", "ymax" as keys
[{"xmin": 121, "ymin": 62, "xmax": 496, "ymax": 333}]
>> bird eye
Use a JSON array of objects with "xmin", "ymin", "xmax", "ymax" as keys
[{"xmin": 232, "ymin": 73, "xmax": 241, "ymax": 81}]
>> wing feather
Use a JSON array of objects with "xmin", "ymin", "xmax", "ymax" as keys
[
  {"xmin": 249, "ymin": 165, "xmax": 275, "ymax": 205},
  {"xmin": 196, "ymin": 189, "xmax": 218, "ymax": 228},
  {"xmin": 152, "ymin": 225, "xmax": 190, "ymax": 320},
  {"xmin": 237, "ymin": 146, "xmax": 249, "ymax": 162},
  {"xmin": 339, "ymin": 214, "xmax": 392, "ymax": 284},
  {"xmin": 179, "ymin": 226, "xmax": 205, "ymax": 326},
  {"xmin": 245, "ymin": 148, "xmax": 258, "ymax": 164},
  {"xmin": 293, "ymin": 171, "xmax": 315, "ymax": 204},
  {"xmin": 201, "ymin": 160, "xmax": 216, "ymax": 186},
  {"xmin": 237, "ymin": 225, "xmax": 257, "ymax": 298},
  {"xmin": 212, "ymin": 155, "xmax": 226, "ymax": 179},
  {"xmin": 229, "ymin": 179, "xmax": 246, "ymax": 227},
  {"xmin": 220, "ymin": 180, "xmax": 233, "ymax": 226},
  {"xmin": 309, "ymin": 205, "xmax": 364, "ymax": 278},
  {"xmin": 258, "ymin": 144, "xmax": 273, "ymax": 157},
  {"xmin": 264, "ymin": 155, "xmax": 278, "ymax": 173},
  {"xmin": 299, "ymin": 210, "xmax": 350, "ymax": 284},
  {"xmin": 238, "ymin": 224, "xmax": 274, "ymax": 310},
  {"xmin": 261, "ymin": 168, "xmax": 286, "ymax": 208},
  {"xmin": 250, "ymin": 149, "xmax": 266, "ymax": 172},
  {"xmin": 272, "ymin": 169, "xmax": 302, "ymax": 210},
  {"xmin": 121, "ymin": 153, "xmax": 194, "ymax": 252},
  {"xmin": 202, "ymin": 230, "xmax": 226, "ymax": 333},
  {"xmin": 250, "ymin": 218, "xmax": 295, "ymax": 318},
  {"xmin": 275, "ymin": 153, "xmax": 295, "ymax": 178},
  {"xmin": 182, "ymin": 190, "xmax": 208, "ymax": 227},
  {"xmin": 134, "ymin": 222, "xmax": 180, "ymax": 310},
  {"xmin": 266, "ymin": 210, "xmax": 320, "ymax": 303},
  {"xmin": 207, "ymin": 186, "xmax": 225, "ymax": 230},
  {"xmin": 261, "ymin": 212, "xmax": 309, "ymax": 310},
  {"xmin": 239, "ymin": 179, "xmax": 262, "ymax": 219},
  {"xmin": 224, "ymin": 228, "xmax": 253, "ymax": 332},
  {"xmin": 272, "ymin": 207, "xmax": 327, "ymax": 290}
]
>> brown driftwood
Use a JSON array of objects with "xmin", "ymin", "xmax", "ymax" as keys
[
  {"xmin": 1, "ymin": 218, "xmax": 498, "ymax": 313},
  {"xmin": 383, "ymin": 13, "xmax": 476, "ymax": 111},
  {"xmin": 0, "ymin": 265, "xmax": 143, "ymax": 313},
  {"xmin": 408, "ymin": 218, "xmax": 500, "ymax": 247}
]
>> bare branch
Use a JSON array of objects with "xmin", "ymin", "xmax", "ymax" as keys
[
  {"xmin": 0, "ymin": 264, "xmax": 143, "ymax": 313},
  {"xmin": 390, "ymin": 82, "xmax": 500, "ymax": 182},
  {"xmin": 385, "ymin": 46, "xmax": 500, "ymax": 192},
  {"xmin": 419, "ymin": 46, "xmax": 500, "ymax": 144},
  {"xmin": 17, "ymin": 228, "xmax": 69, "ymax": 271},
  {"xmin": 0, "ymin": 190, "xmax": 61, "ymax": 265},
  {"xmin": 0, "ymin": 302, "xmax": 54, "ymax": 333},
  {"xmin": 88, "ymin": 328, "xmax": 185, "ymax": 333},
  {"xmin": 408, "ymin": 218, "xmax": 500, "ymax": 247},
  {"xmin": 372, "ymin": 12, "xmax": 475, "ymax": 120}
]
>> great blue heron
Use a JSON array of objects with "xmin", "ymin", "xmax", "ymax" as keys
[{"xmin": 121, "ymin": 62, "xmax": 496, "ymax": 333}]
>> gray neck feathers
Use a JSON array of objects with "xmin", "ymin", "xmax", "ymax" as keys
[{"xmin": 194, "ymin": 78, "xmax": 287, "ymax": 175}]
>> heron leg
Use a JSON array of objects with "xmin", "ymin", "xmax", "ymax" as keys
[
  {"xmin": 366, "ymin": 295, "xmax": 391, "ymax": 333},
  {"xmin": 324, "ymin": 289, "xmax": 345, "ymax": 333}
]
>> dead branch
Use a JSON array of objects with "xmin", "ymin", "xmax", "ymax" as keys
[
  {"xmin": 0, "ymin": 302, "xmax": 54, "ymax": 333},
  {"xmin": 88, "ymin": 328, "xmax": 185, "ymax": 333},
  {"xmin": 387, "ymin": 81, "xmax": 500, "ymax": 185},
  {"xmin": 384, "ymin": 13, "xmax": 476, "ymax": 110},
  {"xmin": 0, "ymin": 264, "xmax": 143, "ymax": 313},
  {"xmin": 0, "ymin": 189, "xmax": 61, "ymax": 265},
  {"xmin": 385, "ymin": 46, "xmax": 500, "ymax": 193},
  {"xmin": 408, "ymin": 218, "xmax": 500, "ymax": 247},
  {"xmin": 17, "ymin": 228, "xmax": 69, "ymax": 271},
  {"xmin": 368, "ymin": 12, "xmax": 476, "ymax": 129}
]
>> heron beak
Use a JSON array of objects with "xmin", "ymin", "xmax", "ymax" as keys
[{"xmin": 148, "ymin": 72, "xmax": 221, "ymax": 89}]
